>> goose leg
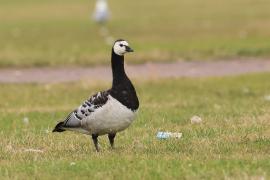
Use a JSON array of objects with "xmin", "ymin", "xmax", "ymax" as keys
[
  {"xmin": 108, "ymin": 133, "xmax": 116, "ymax": 148},
  {"xmin": 92, "ymin": 134, "xmax": 99, "ymax": 152}
]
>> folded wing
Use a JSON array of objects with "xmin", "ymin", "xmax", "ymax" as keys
[{"xmin": 53, "ymin": 91, "xmax": 109, "ymax": 133}]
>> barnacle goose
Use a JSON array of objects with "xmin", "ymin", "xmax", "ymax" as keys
[{"xmin": 53, "ymin": 39, "xmax": 139, "ymax": 152}]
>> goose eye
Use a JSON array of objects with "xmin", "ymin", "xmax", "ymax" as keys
[{"xmin": 119, "ymin": 44, "xmax": 123, "ymax": 47}]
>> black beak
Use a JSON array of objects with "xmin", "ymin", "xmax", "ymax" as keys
[{"xmin": 125, "ymin": 46, "xmax": 134, "ymax": 52}]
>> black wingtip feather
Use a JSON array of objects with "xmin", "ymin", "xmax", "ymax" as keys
[{"xmin": 52, "ymin": 122, "xmax": 66, "ymax": 132}]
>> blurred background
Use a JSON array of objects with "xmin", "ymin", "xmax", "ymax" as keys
[
  {"xmin": 1, "ymin": 1, "xmax": 270, "ymax": 179},
  {"xmin": 1, "ymin": 0, "xmax": 270, "ymax": 67}
]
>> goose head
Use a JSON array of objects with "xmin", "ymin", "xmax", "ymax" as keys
[{"xmin": 113, "ymin": 39, "xmax": 134, "ymax": 56}]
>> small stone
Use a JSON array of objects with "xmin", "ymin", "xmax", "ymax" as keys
[
  {"xmin": 23, "ymin": 117, "xmax": 29, "ymax": 125},
  {"xmin": 191, "ymin": 115, "xmax": 202, "ymax": 124}
]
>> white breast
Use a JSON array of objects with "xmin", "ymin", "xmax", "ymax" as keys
[{"xmin": 81, "ymin": 95, "xmax": 137, "ymax": 135}]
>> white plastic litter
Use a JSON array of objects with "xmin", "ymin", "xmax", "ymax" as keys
[
  {"xmin": 156, "ymin": 132, "xmax": 182, "ymax": 139},
  {"xmin": 190, "ymin": 115, "xmax": 202, "ymax": 124}
]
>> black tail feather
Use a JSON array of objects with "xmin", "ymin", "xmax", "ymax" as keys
[{"xmin": 52, "ymin": 122, "xmax": 66, "ymax": 132}]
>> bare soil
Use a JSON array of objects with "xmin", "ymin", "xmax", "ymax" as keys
[{"xmin": 0, "ymin": 59, "xmax": 270, "ymax": 84}]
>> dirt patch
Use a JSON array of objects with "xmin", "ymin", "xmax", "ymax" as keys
[{"xmin": 0, "ymin": 59, "xmax": 270, "ymax": 84}]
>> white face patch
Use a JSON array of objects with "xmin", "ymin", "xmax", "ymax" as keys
[{"xmin": 113, "ymin": 40, "xmax": 129, "ymax": 56}]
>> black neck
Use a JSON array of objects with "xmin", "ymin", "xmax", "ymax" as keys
[
  {"xmin": 109, "ymin": 49, "xmax": 139, "ymax": 111},
  {"xmin": 111, "ymin": 49, "xmax": 128, "ymax": 87}
]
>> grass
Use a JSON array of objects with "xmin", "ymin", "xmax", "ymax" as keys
[
  {"xmin": 1, "ymin": 0, "xmax": 270, "ymax": 67},
  {"xmin": 0, "ymin": 73, "xmax": 270, "ymax": 179}
]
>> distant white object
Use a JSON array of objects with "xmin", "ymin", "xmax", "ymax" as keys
[
  {"xmin": 190, "ymin": 115, "xmax": 202, "ymax": 124},
  {"xmin": 156, "ymin": 132, "xmax": 182, "ymax": 139},
  {"xmin": 93, "ymin": 0, "xmax": 109, "ymax": 24}
]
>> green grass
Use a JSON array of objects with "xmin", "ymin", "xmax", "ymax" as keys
[
  {"xmin": 1, "ymin": 0, "xmax": 270, "ymax": 67},
  {"xmin": 0, "ymin": 73, "xmax": 270, "ymax": 179}
]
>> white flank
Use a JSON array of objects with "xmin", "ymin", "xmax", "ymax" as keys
[{"xmin": 81, "ymin": 95, "xmax": 137, "ymax": 135}]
